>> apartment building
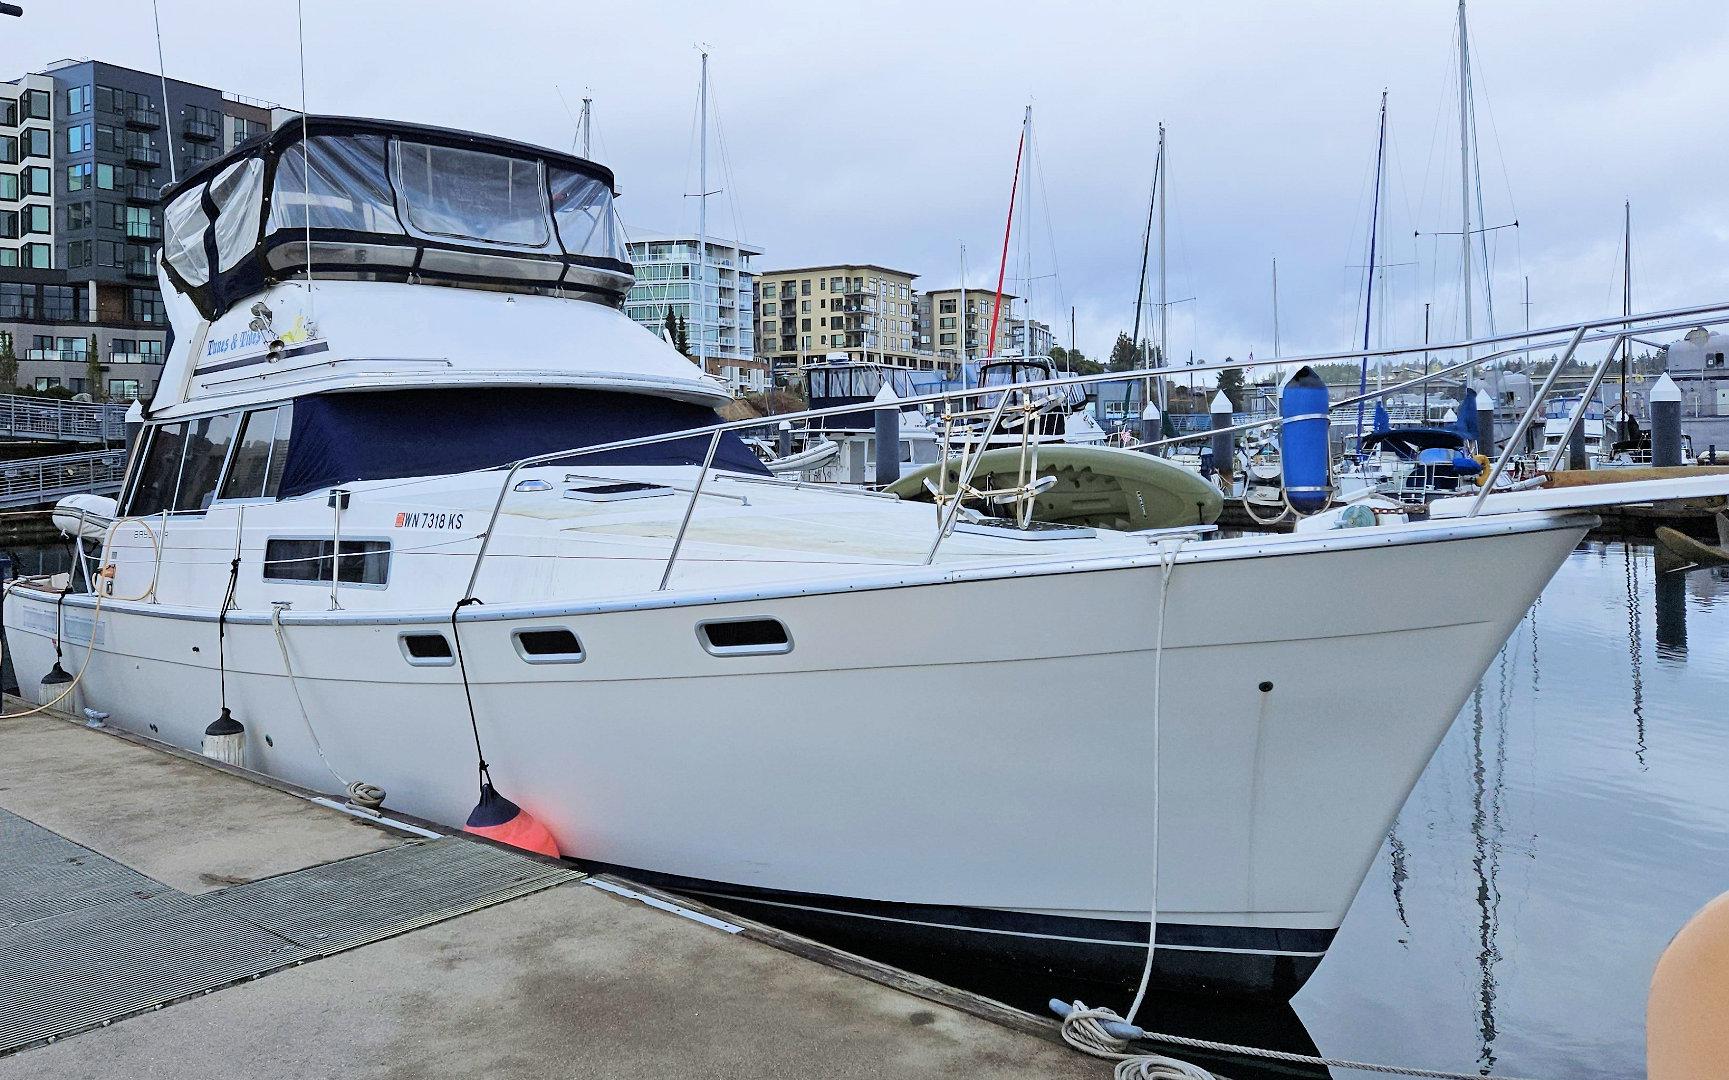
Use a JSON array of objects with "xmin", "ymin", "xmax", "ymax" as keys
[
  {"xmin": 753, "ymin": 264, "xmax": 950, "ymax": 379},
  {"xmin": 1007, "ymin": 317, "xmax": 1055, "ymax": 359},
  {"xmin": 0, "ymin": 59, "xmax": 276, "ymax": 400},
  {"xmin": 915, "ymin": 287, "xmax": 1023, "ymax": 362},
  {"xmin": 623, "ymin": 232, "xmax": 763, "ymax": 394}
]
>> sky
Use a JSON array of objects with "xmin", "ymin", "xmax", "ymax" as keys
[{"xmin": 11, "ymin": 0, "xmax": 1729, "ymax": 375}]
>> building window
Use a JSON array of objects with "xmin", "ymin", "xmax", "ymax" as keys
[
  {"xmin": 67, "ymin": 240, "xmax": 89, "ymax": 268},
  {"xmin": 0, "ymin": 250, "xmax": 17, "ymax": 267},
  {"xmin": 0, "ymin": 134, "xmax": 15, "ymax": 164},
  {"xmin": 95, "ymin": 163, "xmax": 115, "ymax": 190},
  {"xmin": 940, "ymin": 299, "xmax": 957, "ymax": 314},
  {"xmin": 830, "ymin": 276, "xmax": 842, "ymax": 292},
  {"xmin": 761, "ymin": 283, "xmax": 776, "ymax": 299},
  {"xmin": 21, "ymin": 204, "xmax": 48, "ymax": 235},
  {"xmin": 138, "ymin": 339, "xmax": 163, "ymax": 359},
  {"xmin": 939, "ymin": 316, "xmax": 956, "ymax": 330},
  {"xmin": 0, "ymin": 174, "xmax": 13, "ymax": 202},
  {"xmin": 66, "ymin": 202, "xmax": 91, "ymax": 231},
  {"xmin": 22, "ymin": 90, "xmax": 49, "ymax": 120},
  {"xmin": 108, "ymin": 379, "xmax": 140, "ymax": 400},
  {"xmin": 68, "ymin": 85, "xmax": 92, "ymax": 114},
  {"xmin": 21, "ymin": 242, "xmax": 50, "ymax": 269},
  {"xmin": 801, "ymin": 335, "xmax": 811, "ymax": 351},
  {"xmin": 800, "ymin": 300, "xmax": 810, "ymax": 313},
  {"xmin": 24, "ymin": 167, "xmax": 50, "ymax": 196},
  {"xmin": 801, "ymin": 318, "xmax": 811, "ymax": 332},
  {"xmin": 129, "ymin": 288, "xmax": 165, "ymax": 325},
  {"xmin": 0, "ymin": 210, "xmax": 13, "ymax": 239},
  {"xmin": 801, "ymin": 279, "xmax": 811, "ymax": 296},
  {"xmin": 0, "ymin": 282, "xmax": 33, "ymax": 319},
  {"xmin": 66, "ymin": 162, "xmax": 92, "ymax": 191},
  {"xmin": 22, "ymin": 128, "xmax": 50, "ymax": 160},
  {"xmin": 34, "ymin": 377, "xmax": 61, "ymax": 391},
  {"xmin": 67, "ymin": 122, "xmax": 93, "ymax": 154},
  {"xmin": 940, "ymin": 333, "xmax": 957, "ymax": 346}
]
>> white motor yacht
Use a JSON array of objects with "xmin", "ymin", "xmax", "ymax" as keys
[{"xmin": 4, "ymin": 117, "xmax": 1701, "ymax": 1001}]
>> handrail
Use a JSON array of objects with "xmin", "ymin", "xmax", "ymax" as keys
[
  {"xmin": 1543, "ymin": 335, "xmax": 1627, "ymax": 472},
  {"xmin": 1467, "ymin": 327, "xmax": 1588, "ymax": 516},
  {"xmin": 450, "ymin": 299, "xmax": 1729, "ymax": 602}
]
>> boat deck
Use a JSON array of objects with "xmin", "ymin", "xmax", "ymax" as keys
[{"xmin": 0, "ymin": 702, "xmax": 1095, "ymax": 1079}]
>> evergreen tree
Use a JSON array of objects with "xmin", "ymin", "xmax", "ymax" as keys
[
  {"xmin": 1107, "ymin": 332, "xmax": 1139, "ymax": 372},
  {"xmin": 86, "ymin": 333, "xmax": 104, "ymax": 401},
  {"xmin": 0, "ymin": 332, "xmax": 16, "ymax": 393},
  {"xmin": 1217, "ymin": 365, "xmax": 1246, "ymax": 410}
]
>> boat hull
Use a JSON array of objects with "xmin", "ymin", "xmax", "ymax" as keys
[{"xmin": 2, "ymin": 514, "xmax": 1589, "ymax": 999}]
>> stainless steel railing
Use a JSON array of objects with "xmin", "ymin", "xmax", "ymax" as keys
[{"xmin": 456, "ymin": 299, "xmax": 1729, "ymax": 600}]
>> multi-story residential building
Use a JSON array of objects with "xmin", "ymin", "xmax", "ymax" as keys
[
  {"xmin": 1007, "ymin": 317, "xmax": 1055, "ymax": 359},
  {"xmin": 622, "ymin": 231, "xmax": 763, "ymax": 395},
  {"xmin": 0, "ymin": 59, "xmax": 277, "ymax": 400},
  {"xmin": 915, "ymin": 287, "xmax": 1021, "ymax": 362},
  {"xmin": 753, "ymin": 264, "xmax": 949, "ymax": 379}
]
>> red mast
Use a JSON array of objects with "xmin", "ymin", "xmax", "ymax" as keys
[{"xmin": 986, "ymin": 122, "xmax": 1025, "ymax": 359}]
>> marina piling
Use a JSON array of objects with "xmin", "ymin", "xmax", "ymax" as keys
[
  {"xmin": 1140, "ymin": 401, "xmax": 1161, "ymax": 446},
  {"xmin": 777, "ymin": 420, "xmax": 792, "ymax": 459},
  {"xmin": 1210, "ymin": 391, "xmax": 1234, "ymax": 486},
  {"xmin": 1652, "ymin": 373, "xmax": 1682, "ymax": 468},
  {"xmin": 1477, "ymin": 389, "xmax": 1497, "ymax": 457},
  {"xmin": 1569, "ymin": 425, "xmax": 1589, "ymax": 470},
  {"xmin": 874, "ymin": 394, "xmax": 901, "ymax": 487}
]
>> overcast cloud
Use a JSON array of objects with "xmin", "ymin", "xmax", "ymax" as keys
[{"xmin": 13, "ymin": 1, "xmax": 1729, "ymax": 372}]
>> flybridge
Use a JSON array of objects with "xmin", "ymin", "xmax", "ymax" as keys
[{"xmin": 156, "ymin": 116, "xmax": 634, "ymax": 321}]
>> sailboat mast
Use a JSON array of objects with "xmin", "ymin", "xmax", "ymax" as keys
[
  {"xmin": 1156, "ymin": 123, "xmax": 1168, "ymax": 412},
  {"xmin": 1622, "ymin": 200, "xmax": 1631, "ymax": 416},
  {"xmin": 695, "ymin": 50, "xmax": 709, "ymax": 378},
  {"xmin": 579, "ymin": 94, "xmax": 592, "ymax": 158},
  {"xmin": 1357, "ymin": 92, "xmax": 1388, "ymax": 446},
  {"xmin": 1022, "ymin": 105, "xmax": 1032, "ymax": 359},
  {"xmin": 1272, "ymin": 256, "xmax": 1281, "ymax": 358},
  {"xmin": 1458, "ymin": 0, "xmax": 1475, "ymax": 377},
  {"xmin": 959, "ymin": 242, "xmax": 968, "ymax": 382},
  {"xmin": 986, "ymin": 110, "xmax": 1027, "ymax": 359}
]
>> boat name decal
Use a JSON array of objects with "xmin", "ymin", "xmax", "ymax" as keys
[{"xmin": 394, "ymin": 511, "xmax": 465, "ymax": 530}]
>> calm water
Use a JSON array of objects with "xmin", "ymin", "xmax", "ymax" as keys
[
  {"xmin": 1291, "ymin": 540, "xmax": 1729, "ymax": 1078},
  {"xmin": 5, "ymin": 538, "xmax": 1720, "ymax": 1076}
]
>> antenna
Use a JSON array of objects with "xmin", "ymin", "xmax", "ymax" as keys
[
  {"xmin": 296, "ymin": 0, "xmax": 314, "ymax": 311},
  {"xmin": 579, "ymin": 91, "xmax": 592, "ymax": 158},
  {"xmin": 149, "ymin": 0, "xmax": 177, "ymax": 182}
]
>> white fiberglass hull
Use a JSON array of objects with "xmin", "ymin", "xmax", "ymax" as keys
[{"xmin": 3, "ymin": 512, "xmax": 1588, "ymax": 998}]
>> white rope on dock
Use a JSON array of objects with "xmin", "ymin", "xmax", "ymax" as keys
[{"xmin": 1054, "ymin": 1001, "xmax": 1543, "ymax": 1080}]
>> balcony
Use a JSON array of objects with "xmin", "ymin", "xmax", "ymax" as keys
[
  {"xmin": 124, "ymin": 220, "xmax": 162, "ymax": 242},
  {"xmin": 124, "ymin": 255, "xmax": 155, "ymax": 280},
  {"xmin": 108, "ymin": 352, "xmax": 161, "ymax": 365},
  {"xmin": 183, "ymin": 118, "xmax": 219, "ymax": 142},
  {"xmin": 125, "ymin": 182, "xmax": 156, "ymax": 205},
  {"xmin": 124, "ymin": 107, "xmax": 161, "ymax": 131},
  {"xmin": 124, "ymin": 144, "xmax": 161, "ymax": 168}
]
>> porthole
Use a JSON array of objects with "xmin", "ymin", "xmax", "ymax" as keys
[
  {"xmin": 400, "ymin": 632, "xmax": 455, "ymax": 666},
  {"xmin": 698, "ymin": 617, "xmax": 792, "ymax": 657},
  {"xmin": 513, "ymin": 627, "xmax": 585, "ymax": 664}
]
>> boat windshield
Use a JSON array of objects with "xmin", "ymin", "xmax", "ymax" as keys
[
  {"xmin": 806, "ymin": 365, "xmax": 915, "ymax": 401},
  {"xmin": 159, "ymin": 118, "xmax": 631, "ymax": 320},
  {"xmin": 978, "ymin": 361, "xmax": 1084, "ymax": 409}
]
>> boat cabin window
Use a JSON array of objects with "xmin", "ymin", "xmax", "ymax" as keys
[
  {"xmin": 268, "ymin": 134, "xmax": 404, "ymax": 235},
  {"xmin": 173, "ymin": 413, "xmax": 241, "ymax": 513},
  {"xmin": 128, "ymin": 422, "xmax": 188, "ymax": 516},
  {"xmin": 392, "ymin": 141, "xmax": 550, "ymax": 249},
  {"xmin": 218, "ymin": 404, "xmax": 294, "ymax": 501},
  {"xmin": 698, "ymin": 617, "xmax": 792, "ymax": 657},
  {"xmin": 263, "ymin": 538, "xmax": 390, "ymax": 586}
]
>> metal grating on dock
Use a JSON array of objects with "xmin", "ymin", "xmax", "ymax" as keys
[
  {"xmin": 0, "ymin": 833, "xmax": 580, "ymax": 1055},
  {"xmin": 0, "ymin": 809, "xmax": 172, "ymax": 928}
]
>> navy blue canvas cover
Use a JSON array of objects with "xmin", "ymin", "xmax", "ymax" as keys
[{"xmin": 277, "ymin": 388, "xmax": 766, "ymax": 498}]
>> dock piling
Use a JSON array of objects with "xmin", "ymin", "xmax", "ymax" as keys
[{"xmin": 1652, "ymin": 373, "xmax": 1682, "ymax": 467}]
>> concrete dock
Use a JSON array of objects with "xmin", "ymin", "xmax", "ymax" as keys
[{"xmin": 0, "ymin": 704, "xmax": 1097, "ymax": 1079}]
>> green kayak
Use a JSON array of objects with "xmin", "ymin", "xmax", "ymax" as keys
[{"xmin": 884, "ymin": 445, "xmax": 1222, "ymax": 531}]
